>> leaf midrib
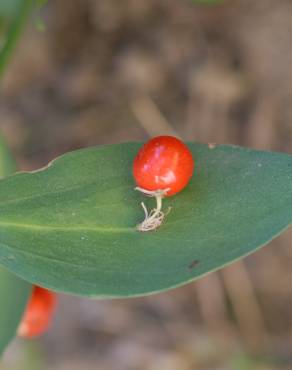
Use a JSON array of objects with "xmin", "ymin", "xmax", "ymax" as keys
[{"xmin": 0, "ymin": 221, "xmax": 134, "ymax": 234}]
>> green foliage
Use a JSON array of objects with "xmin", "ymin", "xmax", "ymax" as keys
[
  {"xmin": 34, "ymin": 0, "xmax": 47, "ymax": 32},
  {"xmin": 0, "ymin": 143, "xmax": 290, "ymax": 298},
  {"xmin": 0, "ymin": 136, "xmax": 17, "ymax": 176},
  {"xmin": 0, "ymin": 136, "xmax": 31, "ymax": 356},
  {"xmin": 0, "ymin": 0, "xmax": 23, "ymax": 19},
  {"xmin": 36, "ymin": 0, "xmax": 47, "ymax": 6},
  {"xmin": 34, "ymin": 16, "xmax": 46, "ymax": 32},
  {"xmin": 0, "ymin": 269, "xmax": 31, "ymax": 355},
  {"xmin": 0, "ymin": 0, "xmax": 34, "ymax": 78}
]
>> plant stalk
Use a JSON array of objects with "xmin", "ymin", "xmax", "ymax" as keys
[{"xmin": 0, "ymin": 0, "xmax": 34, "ymax": 78}]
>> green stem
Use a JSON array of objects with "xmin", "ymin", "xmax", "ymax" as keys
[{"xmin": 0, "ymin": 0, "xmax": 34, "ymax": 78}]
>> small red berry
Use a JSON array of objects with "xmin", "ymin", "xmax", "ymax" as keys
[
  {"xmin": 133, "ymin": 136, "xmax": 194, "ymax": 196},
  {"xmin": 18, "ymin": 286, "xmax": 57, "ymax": 339},
  {"xmin": 133, "ymin": 136, "xmax": 194, "ymax": 231}
]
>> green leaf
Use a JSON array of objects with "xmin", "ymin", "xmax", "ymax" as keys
[
  {"xmin": 0, "ymin": 135, "xmax": 17, "ymax": 175},
  {"xmin": 0, "ymin": 268, "xmax": 31, "ymax": 354},
  {"xmin": 0, "ymin": 143, "xmax": 290, "ymax": 298},
  {"xmin": 34, "ymin": 0, "xmax": 47, "ymax": 33},
  {"xmin": 36, "ymin": 0, "xmax": 48, "ymax": 7},
  {"xmin": 34, "ymin": 16, "xmax": 46, "ymax": 32},
  {"xmin": 0, "ymin": 135, "xmax": 31, "ymax": 355},
  {"xmin": 0, "ymin": 0, "xmax": 34, "ymax": 78},
  {"xmin": 0, "ymin": 0, "xmax": 22, "ymax": 19}
]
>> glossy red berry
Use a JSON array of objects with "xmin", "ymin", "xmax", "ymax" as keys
[
  {"xmin": 18, "ymin": 286, "xmax": 57, "ymax": 339},
  {"xmin": 133, "ymin": 136, "xmax": 194, "ymax": 196}
]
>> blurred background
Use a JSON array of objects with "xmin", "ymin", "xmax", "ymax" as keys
[{"xmin": 1, "ymin": 0, "xmax": 292, "ymax": 369}]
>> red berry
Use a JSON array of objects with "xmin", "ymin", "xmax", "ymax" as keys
[
  {"xmin": 18, "ymin": 286, "xmax": 57, "ymax": 339},
  {"xmin": 133, "ymin": 136, "xmax": 194, "ymax": 196}
]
